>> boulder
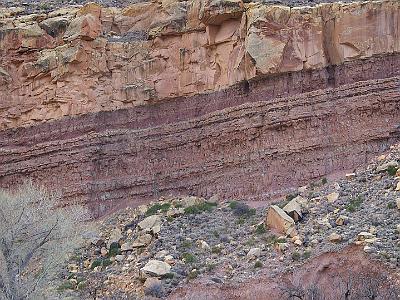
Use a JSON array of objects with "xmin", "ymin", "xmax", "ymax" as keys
[
  {"xmin": 141, "ymin": 260, "xmax": 171, "ymax": 277},
  {"xmin": 199, "ymin": 0, "xmax": 244, "ymax": 25},
  {"xmin": 132, "ymin": 233, "xmax": 153, "ymax": 247},
  {"xmin": 396, "ymin": 181, "xmax": 400, "ymax": 191},
  {"xmin": 108, "ymin": 228, "xmax": 122, "ymax": 245},
  {"xmin": 40, "ymin": 16, "xmax": 71, "ymax": 38},
  {"xmin": 335, "ymin": 215, "xmax": 349, "ymax": 226},
  {"xmin": 396, "ymin": 198, "xmax": 400, "ymax": 210},
  {"xmin": 181, "ymin": 196, "xmax": 203, "ymax": 208},
  {"xmin": 326, "ymin": 192, "xmax": 339, "ymax": 203},
  {"xmin": 144, "ymin": 277, "xmax": 161, "ymax": 289},
  {"xmin": 328, "ymin": 232, "xmax": 342, "ymax": 243},
  {"xmin": 266, "ymin": 205, "xmax": 297, "ymax": 237},
  {"xmin": 138, "ymin": 215, "xmax": 162, "ymax": 234},
  {"xmin": 196, "ymin": 240, "xmax": 211, "ymax": 251},
  {"xmin": 357, "ymin": 232, "xmax": 374, "ymax": 241},
  {"xmin": 376, "ymin": 160, "xmax": 398, "ymax": 172},
  {"xmin": 63, "ymin": 14, "xmax": 101, "ymax": 41},
  {"xmin": 283, "ymin": 198, "xmax": 303, "ymax": 222},
  {"xmin": 247, "ymin": 247, "xmax": 261, "ymax": 258}
]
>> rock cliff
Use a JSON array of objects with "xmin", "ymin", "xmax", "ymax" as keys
[
  {"xmin": 0, "ymin": 0, "xmax": 399, "ymax": 215},
  {"xmin": 0, "ymin": 0, "xmax": 399, "ymax": 129}
]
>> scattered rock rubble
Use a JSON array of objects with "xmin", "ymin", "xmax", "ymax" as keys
[{"xmin": 60, "ymin": 144, "xmax": 400, "ymax": 298}]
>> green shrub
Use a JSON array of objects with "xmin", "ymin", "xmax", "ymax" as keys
[
  {"xmin": 206, "ymin": 263, "xmax": 217, "ymax": 272},
  {"xmin": 57, "ymin": 281, "xmax": 75, "ymax": 292},
  {"xmin": 102, "ymin": 258, "xmax": 112, "ymax": 267},
  {"xmin": 254, "ymin": 261, "xmax": 263, "ymax": 268},
  {"xmin": 182, "ymin": 252, "xmax": 196, "ymax": 264},
  {"xmin": 255, "ymin": 224, "xmax": 266, "ymax": 235},
  {"xmin": 387, "ymin": 201, "xmax": 396, "ymax": 209},
  {"xmin": 181, "ymin": 240, "xmax": 192, "ymax": 249},
  {"xmin": 77, "ymin": 281, "xmax": 86, "ymax": 290},
  {"xmin": 184, "ymin": 202, "xmax": 217, "ymax": 214},
  {"xmin": 387, "ymin": 165, "xmax": 398, "ymax": 176},
  {"xmin": 108, "ymin": 242, "xmax": 121, "ymax": 257},
  {"xmin": 292, "ymin": 251, "xmax": 301, "ymax": 261},
  {"xmin": 90, "ymin": 259, "xmax": 102, "ymax": 269},
  {"xmin": 91, "ymin": 258, "xmax": 112, "ymax": 269},
  {"xmin": 303, "ymin": 251, "xmax": 311, "ymax": 259},
  {"xmin": 146, "ymin": 203, "xmax": 171, "ymax": 216},
  {"xmin": 346, "ymin": 195, "xmax": 364, "ymax": 212},
  {"xmin": 321, "ymin": 177, "xmax": 328, "ymax": 185},
  {"xmin": 174, "ymin": 203, "xmax": 183, "ymax": 208}
]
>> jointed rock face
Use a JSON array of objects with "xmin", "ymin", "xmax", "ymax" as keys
[
  {"xmin": 0, "ymin": 0, "xmax": 399, "ymax": 129},
  {"xmin": 0, "ymin": 0, "xmax": 399, "ymax": 215}
]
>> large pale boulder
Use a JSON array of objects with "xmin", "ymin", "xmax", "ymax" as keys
[
  {"xmin": 266, "ymin": 205, "xmax": 297, "ymax": 237},
  {"xmin": 283, "ymin": 198, "xmax": 303, "ymax": 222},
  {"xmin": 141, "ymin": 260, "xmax": 171, "ymax": 277},
  {"xmin": 138, "ymin": 215, "xmax": 162, "ymax": 234}
]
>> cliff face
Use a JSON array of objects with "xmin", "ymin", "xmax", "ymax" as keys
[
  {"xmin": 0, "ymin": 0, "xmax": 399, "ymax": 216},
  {"xmin": 0, "ymin": 0, "xmax": 399, "ymax": 129}
]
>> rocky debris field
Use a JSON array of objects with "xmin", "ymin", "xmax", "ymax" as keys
[
  {"xmin": 59, "ymin": 144, "xmax": 400, "ymax": 299},
  {"xmin": 0, "ymin": 0, "xmax": 360, "ymax": 15}
]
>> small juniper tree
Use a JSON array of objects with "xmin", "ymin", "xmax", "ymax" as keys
[{"xmin": 0, "ymin": 181, "xmax": 87, "ymax": 299}]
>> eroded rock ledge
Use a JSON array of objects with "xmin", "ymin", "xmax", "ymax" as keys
[
  {"xmin": 0, "ymin": 0, "xmax": 399, "ymax": 129},
  {"xmin": 1, "ymin": 53, "xmax": 399, "ymax": 216}
]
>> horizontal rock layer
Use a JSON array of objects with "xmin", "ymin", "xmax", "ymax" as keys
[
  {"xmin": 0, "ymin": 0, "xmax": 399, "ymax": 129},
  {"xmin": 1, "ymin": 54, "xmax": 399, "ymax": 216}
]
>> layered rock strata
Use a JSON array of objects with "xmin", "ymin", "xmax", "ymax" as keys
[
  {"xmin": 0, "ymin": 0, "xmax": 399, "ymax": 129},
  {"xmin": 1, "ymin": 53, "xmax": 399, "ymax": 216},
  {"xmin": 0, "ymin": 0, "xmax": 399, "ymax": 215}
]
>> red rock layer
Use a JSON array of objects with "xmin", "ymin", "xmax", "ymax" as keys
[{"xmin": 1, "ymin": 54, "xmax": 399, "ymax": 216}]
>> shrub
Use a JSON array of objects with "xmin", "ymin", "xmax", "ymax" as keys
[
  {"xmin": 146, "ymin": 203, "xmax": 171, "ymax": 216},
  {"xmin": 57, "ymin": 281, "xmax": 75, "ymax": 292},
  {"xmin": 182, "ymin": 252, "xmax": 196, "ymax": 264},
  {"xmin": 90, "ymin": 259, "xmax": 103, "ymax": 270},
  {"xmin": 144, "ymin": 282, "xmax": 165, "ymax": 298},
  {"xmin": 292, "ymin": 251, "xmax": 301, "ymax": 261},
  {"xmin": 181, "ymin": 240, "xmax": 192, "ymax": 249},
  {"xmin": 0, "ymin": 181, "xmax": 87, "ymax": 299},
  {"xmin": 387, "ymin": 165, "xmax": 398, "ymax": 176},
  {"xmin": 387, "ymin": 201, "xmax": 396, "ymax": 209},
  {"xmin": 254, "ymin": 261, "xmax": 263, "ymax": 268},
  {"xmin": 108, "ymin": 242, "xmax": 121, "ymax": 257},
  {"xmin": 255, "ymin": 224, "xmax": 266, "ymax": 234},
  {"xmin": 184, "ymin": 202, "xmax": 217, "ymax": 214},
  {"xmin": 303, "ymin": 251, "xmax": 312, "ymax": 259},
  {"xmin": 206, "ymin": 263, "xmax": 217, "ymax": 272},
  {"xmin": 188, "ymin": 270, "xmax": 199, "ymax": 280},
  {"xmin": 91, "ymin": 258, "xmax": 112, "ymax": 270},
  {"xmin": 229, "ymin": 201, "xmax": 256, "ymax": 218},
  {"xmin": 321, "ymin": 177, "xmax": 328, "ymax": 185},
  {"xmin": 346, "ymin": 195, "xmax": 364, "ymax": 212}
]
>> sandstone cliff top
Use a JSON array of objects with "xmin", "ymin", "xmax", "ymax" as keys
[{"xmin": 0, "ymin": 0, "xmax": 382, "ymax": 15}]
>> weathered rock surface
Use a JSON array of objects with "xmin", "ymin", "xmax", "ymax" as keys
[
  {"xmin": 0, "ymin": 0, "xmax": 399, "ymax": 129},
  {"xmin": 266, "ymin": 205, "xmax": 296, "ymax": 237},
  {"xmin": 141, "ymin": 260, "xmax": 171, "ymax": 277},
  {"xmin": 0, "ymin": 0, "xmax": 399, "ymax": 215}
]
